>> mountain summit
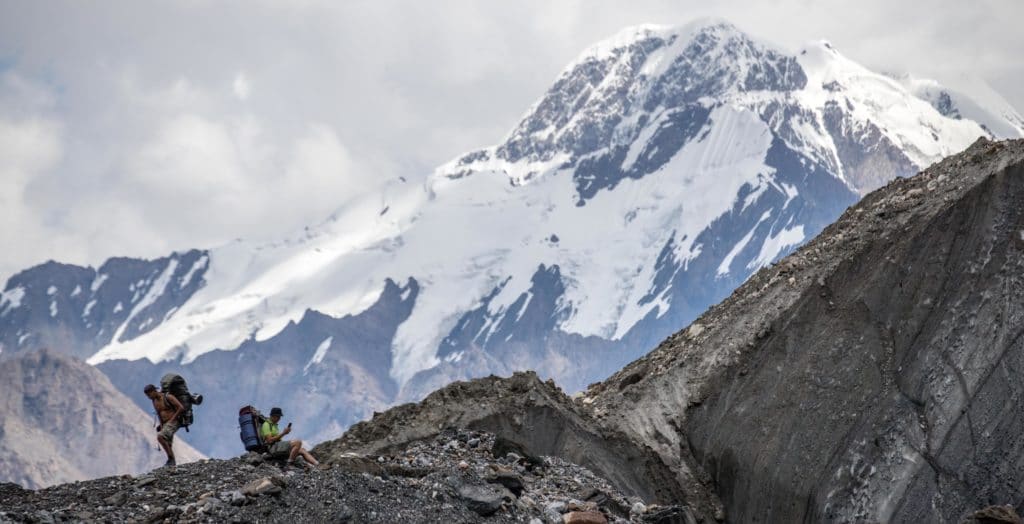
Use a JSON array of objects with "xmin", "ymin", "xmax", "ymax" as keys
[{"xmin": 1, "ymin": 20, "xmax": 1021, "ymax": 460}]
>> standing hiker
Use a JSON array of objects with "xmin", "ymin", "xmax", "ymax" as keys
[
  {"xmin": 260, "ymin": 407, "xmax": 320, "ymax": 468},
  {"xmin": 144, "ymin": 384, "xmax": 183, "ymax": 467}
]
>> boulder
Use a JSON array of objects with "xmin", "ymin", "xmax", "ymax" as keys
[
  {"xmin": 241, "ymin": 476, "xmax": 285, "ymax": 497},
  {"xmin": 485, "ymin": 468, "xmax": 524, "ymax": 497},
  {"xmin": 457, "ymin": 484, "xmax": 505, "ymax": 516}
]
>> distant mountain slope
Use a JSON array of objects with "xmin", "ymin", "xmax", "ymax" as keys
[
  {"xmin": 0, "ymin": 349, "xmax": 203, "ymax": 488},
  {"xmin": 1, "ymin": 19, "xmax": 1021, "ymax": 458}
]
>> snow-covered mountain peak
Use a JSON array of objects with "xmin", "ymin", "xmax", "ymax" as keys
[
  {"xmin": 442, "ymin": 20, "xmax": 805, "ymax": 191},
  {"xmin": 562, "ymin": 18, "xmax": 753, "ymax": 70}
]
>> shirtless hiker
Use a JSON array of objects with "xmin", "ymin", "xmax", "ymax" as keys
[{"xmin": 144, "ymin": 384, "xmax": 183, "ymax": 466}]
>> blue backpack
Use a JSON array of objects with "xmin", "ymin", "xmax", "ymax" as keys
[{"xmin": 238, "ymin": 405, "xmax": 268, "ymax": 453}]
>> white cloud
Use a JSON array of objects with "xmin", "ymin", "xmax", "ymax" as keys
[
  {"xmin": 0, "ymin": 115, "xmax": 65, "ymax": 274},
  {"xmin": 0, "ymin": 69, "xmax": 374, "ymax": 280},
  {"xmin": 232, "ymin": 73, "xmax": 250, "ymax": 101}
]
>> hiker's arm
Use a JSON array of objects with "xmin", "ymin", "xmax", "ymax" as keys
[
  {"xmin": 152, "ymin": 402, "xmax": 162, "ymax": 430},
  {"xmin": 267, "ymin": 426, "xmax": 290, "ymax": 442},
  {"xmin": 168, "ymin": 394, "xmax": 184, "ymax": 419}
]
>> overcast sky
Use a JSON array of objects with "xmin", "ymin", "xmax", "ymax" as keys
[{"xmin": 0, "ymin": 0, "xmax": 1021, "ymax": 281}]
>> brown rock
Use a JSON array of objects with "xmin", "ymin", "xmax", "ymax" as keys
[
  {"xmin": 241, "ymin": 476, "xmax": 285, "ymax": 497},
  {"xmin": 563, "ymin": 511, "xmax": 608, "ymax": 524},
  {"xmin": 965, "ymin": 505, "xmax": 1024, "ymax": 524},
  {"xmin": 567, "ymin": 501, "xmax": 599, "ymax": 512}
]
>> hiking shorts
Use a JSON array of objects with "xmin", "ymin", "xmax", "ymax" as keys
[
  {"xmin": 158, "ymin": 419, "xmax": 180, "ymax": 443},
  {"xmin": 268, "ymin": 440, "xmax": 292, "ymax": 457}
]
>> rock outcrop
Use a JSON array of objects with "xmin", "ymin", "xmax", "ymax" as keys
[
  {"xmin": 313, "ymin": 371, "xmax": 685, "ymax": 507},
  {"xmin": 0, "ymin": 349, "xmax": 203, "ymax": 489}
]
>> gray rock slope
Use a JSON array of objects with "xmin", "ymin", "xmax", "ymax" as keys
[
  {"xmin": 315, "ymin": 138, "xmax": 1024, "ymax": 523},
  {"xmin": 586, "ymin": 137, "xmax": 1024, "ymax": 522},
  {"xmin": 0, "ymin": 349, "xmax": 203, "ymax": 489}
]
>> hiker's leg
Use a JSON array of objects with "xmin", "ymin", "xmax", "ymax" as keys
[
  {"xmin": 157, "ymin": 421, "xmax": 177, "ymax": 463},
  {"xmin": 298, "ymin": 448, "xmax": 319, "ymax": 467},
  {"xmin": 288, "ymin": 440, "xmax": 301, "ymax": 462},
  {"xmin": 157, "ymin": 434, "xmax": 174, "ymax": 460}
]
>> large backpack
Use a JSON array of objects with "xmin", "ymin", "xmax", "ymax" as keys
[
  {"xmin": 160, "ymin": 373, "xmax": 202, "ymax": 432},
  {"xmin": 239, "ymin": 405, "xmax": 268, "ymax": 453}
]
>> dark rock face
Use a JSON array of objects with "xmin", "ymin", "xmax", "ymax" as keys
[{"xmin": 686, "ymin": 141, "xmax": 1024, "ymax": 522}]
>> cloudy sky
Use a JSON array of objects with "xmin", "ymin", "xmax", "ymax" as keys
[{"xmin": 0, "ymin": 0, "xmax": 1021, "ymax": 280}]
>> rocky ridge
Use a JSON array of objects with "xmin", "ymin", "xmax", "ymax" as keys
[{"xmin": 0, "ymin": 428, "xmax": 690, "ymax": 524}]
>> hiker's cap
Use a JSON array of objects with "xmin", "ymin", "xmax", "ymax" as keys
[
  {"xmin": 144, "ymin": 384, "xmax": 157, "ymax": 394},
  {"xmin": 270, "ymin": 407, "xmax": 283, "ymax": 417}
]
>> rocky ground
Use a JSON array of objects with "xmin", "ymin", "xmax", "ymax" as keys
[{"xmin": 0, "ymin": 429, "xmax": 690, "ymax": 523}]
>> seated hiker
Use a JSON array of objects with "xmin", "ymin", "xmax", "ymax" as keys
[
  {"xmin": 144, "ymin": 384, "xmax": 183, "ymax": 467},
  {"xmin": 260, "ymin": 407, "xmax": 320, "ymax": 468}
]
